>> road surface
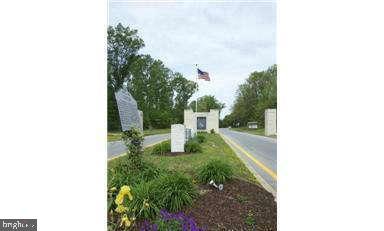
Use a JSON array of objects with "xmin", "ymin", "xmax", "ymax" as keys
[
  {"xmin": 220, "ymin": 128, "xmax": 277, "ymax": 195},
  {"xmin": 108, "ymin": 133, "xmax": 170, "ymax": 159}
]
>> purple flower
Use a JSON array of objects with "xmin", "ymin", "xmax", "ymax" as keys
[{"xmin": 143, "ymin": 210, "xmax": 204, "ymax": 231}]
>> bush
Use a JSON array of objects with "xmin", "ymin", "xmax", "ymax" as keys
[
  {"xmin": 197, "ymin": 159, "xmax": 233, "ymax": 184},
  {"xmin": 196, "ymin": 134, "xmax": 206, "ymax": 143},
  {"xmin": 210, "ymin": 129, "xmax": 215, "ymax": 134},
  {"xmin": 154, "ymin": 173, "xmax": 198, "ymax": 212},
  {"xmin": 128, "ymin": 181, "xmax": 161, "ymax": 220},
  {"xmin": 184, "ymin": 140, "xmax": 202, "ymax": 153},
  {"xmin": 151, "ymin": 140, "xmax": 171, "ymax": 155},
  {"xmin": 108, "ymin": 160, "xmax": 163, "ymax": 189}
]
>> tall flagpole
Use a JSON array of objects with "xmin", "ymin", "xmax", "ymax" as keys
[{"xmin": 195, "ymin": 64, "xmax": 198, "ymax": 113}]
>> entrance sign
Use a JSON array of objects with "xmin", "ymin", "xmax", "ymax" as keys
[{"xmin": 114, "ymin": 88, "xmax": 142, "ymax": 132}]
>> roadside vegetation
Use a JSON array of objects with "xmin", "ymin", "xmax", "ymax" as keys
[
  {"xmin": 141, "ymin": 133, "xmax": 256, "ymax": 183},
  {"xmin": 230, "ymin": 127, "xmax": 277, "ymax": 138},
  {"xmin": 221, "ymin": 65, "xmax": 277, "ymax": 128},
  {"xmin": 108, "ymin": 128, "xmax": 171, "ymax": 142},
  {"xmin": 108, "ymin": 23, "xmax": 198, "ymax": 132},
  {"xmin": 108, "ymin": 130, "xmax": 276, "ymax": 231}
]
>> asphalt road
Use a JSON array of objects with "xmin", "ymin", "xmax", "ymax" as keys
[
  {"xmin": 220, "ymin": 128, "xmax": 277, "ymax": 195},
  {"xmin": 108, "ymin": 133, "xmax": 170, "ymax": 159}
]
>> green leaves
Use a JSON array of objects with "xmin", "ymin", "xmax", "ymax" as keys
[
  {"xmin": 189, "ymin": 95, "xmax": 225, "ymax": 113},
  {"xmin": 151, "ymin": 140, "xmax": 171, "ymax": 155},
  {"xmin": 107, "ymin": 24, "xmax": 198, "ymax": 131},
  {"xmin": 184, "ymin": 140, "xmax": 202, "ymax": 153},
  {"xmin": 197, "ymin": 159, "xmax": 233, "ymax": 184},
  {"xmin": 107, "ymin": 23, "xmax": 144, "ymax": 91},
  {"xmin": 154, "ymin": 173, "xmax": 198, "ymax": 212},
  {"xmin": 222, "ymin": 64, "xmax": 277, "ymax": 128}
]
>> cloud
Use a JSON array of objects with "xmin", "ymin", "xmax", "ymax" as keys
[{"xmin": 109, "ymin": 1, "xmax": 276, "ymax": 117}]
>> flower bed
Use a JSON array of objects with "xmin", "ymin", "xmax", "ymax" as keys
[{"xmin": 108, "ymin": 132, "xmax": 276, "ymax": 231}]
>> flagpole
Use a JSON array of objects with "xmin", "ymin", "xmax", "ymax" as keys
[{"xmin": 195, "ymin": 64, "xmax": 198, "ymax": 113}]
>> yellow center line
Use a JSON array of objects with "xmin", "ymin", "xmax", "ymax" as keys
[
  {"xmin": 221, "ymin": 134, "xmax": 277, "ymax": 180},
  {"xmin": 107, "ymin": 138, "xmax": 169, "ymax": 161}
]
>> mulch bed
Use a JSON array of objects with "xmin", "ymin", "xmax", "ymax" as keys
[{"xmin": 184, "ymin": 179, "xmax": 277, "ymax": 231}]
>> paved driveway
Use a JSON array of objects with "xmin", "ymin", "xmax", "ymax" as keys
[
  {"xmin": 108, "ymin": 133, "xmax": 170, "ymax": 159},
  {"xmin": 220, "ymin": 128, "xmax": 277, "ymax": 195}
]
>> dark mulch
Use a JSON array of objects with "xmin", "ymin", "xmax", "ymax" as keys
[{"xmin": 184, "ymin": 179, "xmax": 277, "ymax": 231}]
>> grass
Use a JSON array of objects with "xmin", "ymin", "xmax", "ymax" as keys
[
  {"xmin": 107, "ymin": 128, "xmax": 171, "ymax": 142},
  {"xmin": 109, "ymin": 133, "xmax": 258, "ymax": 185},
  {"xmin": 231, "ymin": 127, "xmax": 277, "ymax": 138}
]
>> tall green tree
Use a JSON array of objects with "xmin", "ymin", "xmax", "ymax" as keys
[
  {"xmin": 107, "ymin": 23, "xmax": 144, "ymax": 91},
  {"xmin": 107, "ymin": 24, "xmax": 198, "ymax": 131},
  {"xmin": 172, "ymin": 73, "xmax": 198, "ymax": 123},
  {"xmin": 107, "ymin": 23, "xmax": 145, "ymax": 131},
  {"xmin": 189, "ymin": 95, "xmax": 225, "ymax": 113},
  {"xmin": 224, "ymin": 65, "xmax": 277, "ymax": 128}
]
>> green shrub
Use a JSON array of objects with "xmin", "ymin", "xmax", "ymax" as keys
[
  {"xmin": 196, "ymin": 134, "xmax": 206, "ymax": 143},
  {"xmin": 107, "ymin": 160, "xmax": 163, "ymax": 189},
  {"xmin": 151, "ymin": 140, "xmax": 171, "ymax": 155},
  {"xmin": 139, "ymin": 162, "xmax": 165, "ymax": 182},
  {"xmin": 210, "ymin": 129, "xmax": 215, "ymax": 134},
  {"xmin": 197, "ymin": 159, "xmax": 233, "ymax": 184},
  {"xmin": 128, "ymin": 181, "xmax": 162, "ymax": 220},
  {"xmin": 154, "ymin": 173, "xmax": 198, "ymax": 212},
  {"xmin": 184, "ymin": 140, "xmax": 202, "ymax": 153}
]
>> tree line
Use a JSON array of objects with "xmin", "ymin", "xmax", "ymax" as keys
[
  {"xmin": 108, "ymin": 23, "xmax": 198, "ymax": 131},
  {"xmin": 221, "ymin": 65, "xmax": 277, "ymax": 128}
]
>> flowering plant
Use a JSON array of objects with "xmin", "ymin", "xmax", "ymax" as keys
[
  {"xmin": 108, "ymin": 185, "xmax": 137, "ymax": 231},
  {"xmin": 140, "ymin": 210, "xmax": 204, "ymax": 231}
]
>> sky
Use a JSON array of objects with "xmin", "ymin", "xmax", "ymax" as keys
[{"xmin": 109, "ymin": 0, "xmax": 276, "ymax": 118}]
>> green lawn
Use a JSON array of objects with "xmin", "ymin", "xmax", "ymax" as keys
[
  {"xmin": 231, "ymin": 127, "xmax": 277, "ymax": 138},
  {"xmin": 107, "ymin": 128, "xmax": 171, "ymax": 142},
  {"xmin": 109, "ymin": 133, "xmax": 258, "ymax": 185}
]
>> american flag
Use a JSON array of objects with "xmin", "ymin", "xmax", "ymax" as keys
[{"xmin": 197, "ymin": 68, "xmax": 210, "ymax": 81}]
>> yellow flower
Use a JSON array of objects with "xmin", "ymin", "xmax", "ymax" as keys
[
  {"xmin": 115, "ymin": 193, "xmax": 124, "ymax": 205},
  {"xmin": 115, "ymin": 204, "xmax": 127, "ymax": 213},
  {"xmin": 144, "ymin": 202, "xmax": 149, "ymax": 208},
  {"xmin": 109, "ymin": 187, "xmax": 117, "ymax": 192},
  {"xmin": 115, "ymin": 185, "xmax": 133, "ymax": 205},
  {"xmin": 120, "ymin": 185, "xmax": 131, "ymax": 194},
  {"xmin": 127, "ymin": 191, "xmax": 133, "ymax": 201},
  {"xmin": 120, "ymin": 214, "xmax": 131, "ymax": 228}
]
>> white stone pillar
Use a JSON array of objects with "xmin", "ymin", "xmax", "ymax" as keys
[
  {"xmin": 265, "ymin": 109, "xmax": 277, "ymax": 136},
  {"xmin": 171, "ymin": 124, "xmax": 186, "ymax": 152}
]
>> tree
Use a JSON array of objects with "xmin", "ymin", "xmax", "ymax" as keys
[
  {"xmin": 107, "ymin": 24, "xmax": 197, "ymax": 131},
  {"xmin": 189, "ymin": 95, "xmax": 225, "ymax": 113},
  {"xmin": 224, "ymin": 65, "xmax": 277, "ymax": 128},
  {"xmin": 107, "ymin": 23, "xmax": 144, "ymax": 91},
  {"xmin": 172, "ymin": 73, "xmax": 198, "ymax": 123},
  {"xmin": 107, "ymin": 23, "xmax": 145, "ymax": 131}
]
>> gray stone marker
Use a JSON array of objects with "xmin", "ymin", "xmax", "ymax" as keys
[
  {"xmin": 265, "ymin": 109, "xmax": 277, "ymax": 136},
  {"xmin": 171, "ymin": 124, "xmax": 185, "ymax": 152},
  {"xmin": 114, "ymin": 88, "xmax": 143, "ymax": 132}
]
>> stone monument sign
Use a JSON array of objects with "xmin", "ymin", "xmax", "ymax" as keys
[
  {"xmin": 171, "ymin": 124, "xmax": 186, "ymax": 152},
  {"xmin": 114, "ymin": 88, "xmax": 143, "ymax": 132},
  {"xmin": 184, "ymin": 109, "xmax": 219, "ymax": 134}
]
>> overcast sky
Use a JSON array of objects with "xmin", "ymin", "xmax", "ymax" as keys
[{"xmin": 109, "ymin": 1, "xmax": 276, "ymax": 118}]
